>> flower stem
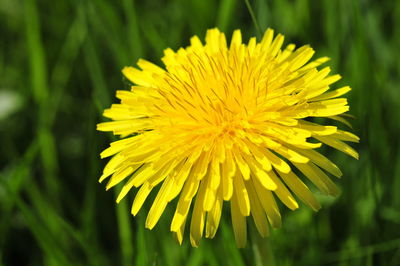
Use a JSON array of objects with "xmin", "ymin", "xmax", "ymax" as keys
[
  {"xmin": 244, "ymin": 0, "xmax": 262, "ymax": 37},
  {"xmin": 250, "ymin": 225, "xmax": 275, "ymax": 266}
]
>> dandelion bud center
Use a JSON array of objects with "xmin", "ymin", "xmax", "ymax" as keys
[
  {"xmin": 209, "ymin": 115, "xmax": 250, "ymax": 141},
  {"xmin": 219, "ymin": 122, "xmax": 238, "ymax": 137}
]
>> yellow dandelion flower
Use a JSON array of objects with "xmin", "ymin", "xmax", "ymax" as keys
[{"xmin": 97, "ymin": 28, "xmax": 359, "ymax": 247}]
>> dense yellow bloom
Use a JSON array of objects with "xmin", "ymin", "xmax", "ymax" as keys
[{"xmin": 97, "ymin": 28, "xmax": 359, "ymax": 247}]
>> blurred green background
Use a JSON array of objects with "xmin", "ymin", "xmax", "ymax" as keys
[{"xmin": 1, "ymin": 0, "xmax": 399, "ymax": 265}]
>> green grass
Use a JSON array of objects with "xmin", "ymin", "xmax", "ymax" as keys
[{"xmin": 1, "ymin": 0, "xmax": 399, "ymax": 265}]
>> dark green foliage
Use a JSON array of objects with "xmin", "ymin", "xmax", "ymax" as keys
[{"xmin": 0, "ymin": 0, "xmax": 399, "ymax": 265}]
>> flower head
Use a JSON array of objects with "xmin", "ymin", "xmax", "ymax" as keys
[{"xmin": 97, "ymin": 28, "xmax": 359, "ymax": 247}]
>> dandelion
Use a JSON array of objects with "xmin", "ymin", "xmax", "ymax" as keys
[{"xmin": 97, "ymin": 28, "xmax": 359, "ymax": 247}]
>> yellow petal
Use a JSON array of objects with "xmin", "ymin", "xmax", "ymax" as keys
[
  {"xmin": 243, "ymin": 140, "xmax": 272, "ymax": 171},
  {"xmin": 273, "ymin": 145, "xmax": 310, "ymax": 164},
  {"xmin": 294, "ymin": 148, "xmax": 342, "ymax": 178},
  {"xmin": 106, "ymin": 165, "xmax": 139, "ymax": 190},
  {"xmin": 315, "ymin": 135, "xmax": 359, "ymax": 159},
  {"xmin": 278, "ymin": 171, "xmax": 321, "ymax": 211},
  {"xmin": 297, "ymin": 121, "xmax": 337, "ymax": 136},
  {"xmin": 328, "ymin": 115, "xmax": 353, "ymax": 128},
  {"xmin": 192, "ymin": 151, "xmax": 211, "ymax": 180},
  {"xmin": 99, "ymin": 153, "xmax": 126, "ymax": 182},
  {"xmin": 205, "ymin": 188, "xmax": 223, "ymax": 238},
  {"xmin": 269, "ymin": 34, "xmax": 284, "ymax": 57},
  {"xmin": 116, "ymin": 163, "xmax": 164, "ymax": 203},
  {"xmin": 243, "ymin": 154, "xmax": 277, "ymax": 190},
  {"xmin": 311, "ymin": 86, "xmax": 351, "ymax": 101},
  {"xmin": 331, "ymin": 130, "xmax": 360, "ymax": 143},
  {"xmin": 233, "ymin": 171, "xmax": 250, "ymax": 216},
  {"xmin": 131, "ymin": 182, "xmax": 153, "ymax": 216},
  {"xmin": 190, "ymin": 180, "xmax": 207, "ymax": 247},
  {"xmin": 276, "ymin": 44, "xmax": 296, "ymax": 63},
  {"xmin": 298, "ymin": 56, "xmax": 330, "ymax": 73},
  {"xmin": 137, "ymin": 58, "xmax": 165, "ymax": 74},
  {"xmin": 260, "ymin": 28, "xmax": 274, "ymax": 51},
  {"xmin": 221, "ymin": 149, "xmax": 235, "ymax": 200},
  {"xmin": 122, "ymin": 66, "xmax": 154, "ymax": 87},
  {"xmin": 146, "ymin": 177, "xmax": 175, "ymax": 229},
  {"xmin": 288, "ymin": 46, "xmax": 315, "ymax": 72},
  {"xmin": 246, "ymin": 180, "xmax": 269, "ymax": 237},
  {"xmin": 263, "ymin": 149, "xmax": 291, "ymax": 174},
  {"xmin": 268, "ymin": 171, "xmax": 299, "ymax": 210},
  {"xmin": 252, "ymin": 177, "xmax": 281, "ymax": 228},
  {"xmin": 167, "ymin": 159, "xmax": 194, "ymax": 202},
  {"xmin": 230, "ymin": 193, "xmax": 247, "ymax": 248},
  {"xmin": 294, "ymin": 162, "xmax": 341, "ymax": 196},
  {"xmin": 230, "ymin": 29, "xmax": 242, "ymax": 49},
  {"xmin": 202, "ymin": 170, "xmax": 217, "ymax": 212},
  {"xmin": 171, "ymin": 175, "xmax": 198, "ymax": 232},
  {"xmin": 233, "ymin": 147, "xmax": 251, "ymax": 180},
  {"xmin": 173, "ymin": 216, "xmax": 187, "ymax": 245}
]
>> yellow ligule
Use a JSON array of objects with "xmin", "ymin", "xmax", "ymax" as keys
[
  {"xmin": 260, "ymin": 28, "xmax": 274, "ymax": 51},
  {"xmin": 230, "ymin": 30, "xmax": 242, "ymax": 49},
  {"xmin": 252, "ymin": 177, "xmax": 281, "ymax": 228},
  {"xmin": 230, "ymin": 192, "xmax": 247, "ymax": 248},
  {"xmin": 205, "ymin": 187, "xmax": 223, "ymax": 238},
  {"xmin": 106, "ymin": 165, "xmax": 137, "ymax": 190},
  {"xmin": 262, "ymin": 149, "xmax": 291, "ymax": 174},
  {"xmin": 131, "ymin": 182, "xmax": 153, "ymax": 216},
  {"xmin": 268, "ymin": 171, "xmax": 299, "ymax": 210},
  {"xmin": 246, "ymin": 180, "xmax": 270, "ymax": 237},
  {"xmin": 294, "ymin": 148, "xmax": 342, "ymax": 177},
  {"xmin": 171, "ymin": 175, "xmax": 198, "ymax": 232},
  {"xmin": 315, "ymin": 135, "xmax": 359, "ymax": 159},
  {"xmin": 122, "ymin": 66, "xmax": 154, "ymax": 87},
  {"xmin": 190, "ymin": 180, "xmax": 207, "ymax": 247},
  {"xmin": 311, "ymin": 86, "xmax": 351, "ymax": 101},
  {"xmin": 233, "ymin": 147, "xmax": 251, "ymax": 180},
  {"xmin": 294, "ymin": 162, "xmax": 340, "ymax": 196},
  {"xmin": 278, "ymin": 171, "xmax": 321, "ymax": 211},
  {"xmin": 233, "ymin": 171, "xmax": 251, "ymax": 216},
  {"xmin": 146, "ymin": 177, "xmax": 175, "ymax": 229}
]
